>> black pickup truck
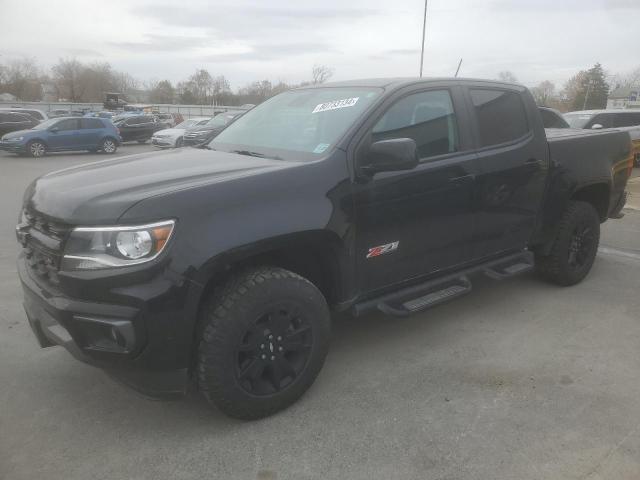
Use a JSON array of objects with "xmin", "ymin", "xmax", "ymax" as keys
[{"xmin": 16, "ymin": 78, "xmax": 633, "ymax": 419}]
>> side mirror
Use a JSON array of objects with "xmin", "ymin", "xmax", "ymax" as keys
[
  {"xmin": 362, "ymin": 138, "xmax": 419, "ymax": 174},
  {"xmin": 591, "ymin": 123, "xmax": 603, "ymax": 130}
]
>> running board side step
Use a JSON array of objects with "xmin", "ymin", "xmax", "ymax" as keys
[{"xmin": 352, "ymin": 251, "xmax": 535, "ymax": 318}]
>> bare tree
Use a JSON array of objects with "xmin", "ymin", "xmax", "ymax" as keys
[
  {"xmin": 52, "ymin": 58, "xmax": 86, "ymax": 102},
  {"xmin": 312, "ymin": 64, "xmax": 334, "ymax": 84},
  {"xmin": 530, "ymin": 80, "xmax": 556, "ymax": 106},
  {"xmin": 113, "ymin": 72, "xmax": 139, "ymax": 98},
  {"xmin": 1, "ymin": 58, "xmax": 43, "ymax": 101},
  {"xmin": 79, "ymin": 62, "xmax": 116, "ymax": 102},
  {"xmin": 149, "ymin": 80, "xmax": 175, "ymax": 104},
  {"xmin": 497, "ymin": 71, "xmax": 518, "ymax": 83}
]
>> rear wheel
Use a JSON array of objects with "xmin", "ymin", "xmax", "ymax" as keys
[
  {"xmin": 535, "ymin": 201, "xmax": 600, "ymax": 286},
  {"xmin": 197, "ymin": 267, "xmax": 331, "ymax": 419},
  {"xmin": 26, "ymin": 140, "xmax": 46, "ymax": 158},
  {"xmin": 100, "ymin": 137, "xmax": 117, "ymax": 154}
]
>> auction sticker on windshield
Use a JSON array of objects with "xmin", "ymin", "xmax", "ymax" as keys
[{"xmin": 312, "ymin": 97, "xmax": 359, "ymax": 113}]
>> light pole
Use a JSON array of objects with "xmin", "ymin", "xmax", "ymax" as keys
[{"xmin": 419, "ymin": 0, "xmax": 428, "ymax": 77}]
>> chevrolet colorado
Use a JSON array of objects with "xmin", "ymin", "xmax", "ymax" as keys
[{"xmin": 16, "ymin": 78, "xmax": 634, "ymax": 419}]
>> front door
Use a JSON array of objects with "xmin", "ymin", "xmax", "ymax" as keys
[
  {"xmin": 47, "ymin": 118, "xmax": 81, "ymax": 151},
  {"xmin": 353, "ymin": 87, "xmax": 479, "ymax": 294}
]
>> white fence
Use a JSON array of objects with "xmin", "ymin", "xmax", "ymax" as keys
[{"xmin": 0, "ymin": 102, "xmax": 248, "ymax": 118}]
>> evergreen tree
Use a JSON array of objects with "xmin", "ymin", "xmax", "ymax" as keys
[{"xmin": 572, "ymin": 63, "xmax": 609, "ymax": 110}]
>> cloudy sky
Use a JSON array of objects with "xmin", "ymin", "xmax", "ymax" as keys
[{"xmin": 0, "ymin": 0, "xmax": 637, "ymax": 90}]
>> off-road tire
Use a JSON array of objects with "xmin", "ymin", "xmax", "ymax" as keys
[
  {"xmin": 197, "ymin": 267, "xmax": 331, "ymax": 419},
  {"xmin": 535, "ymin": 201, "xmax": 600, "ymax": 286}
]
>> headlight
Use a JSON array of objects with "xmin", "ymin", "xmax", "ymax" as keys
[
  {"xmin": 7, "ymin": 136, "xmax": 23, "ymax": 142},
  {"xmin": 61, "ymin": 220, "xmax": 175, "ymax": 270}
]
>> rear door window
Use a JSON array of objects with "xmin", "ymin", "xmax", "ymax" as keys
[
  {"xmin": 81, "ymin": 118, "xmax": 103, "ymax": 129},
  {"xmin": 470, "ymin": 89, "xmax": 529, "ymax": 147},
  {"xmin": 7, "ymin": 113, "xmax": 29, "ymax": 123}
]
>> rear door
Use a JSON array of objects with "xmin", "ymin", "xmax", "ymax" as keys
[
  {"xmin": 354, "ymin": 85, "xmax": 480, "ymax": 293},
  {"xmin": 464, "ymin": 86, "xmax": 549, "ymax": 258},
  {"xmin": 47, "ymin": 118, "xmax": 81, "ymax": 151},
  {"xmin": 613, "ymin": 112, "xmax": 640, "ymax": 128},
  {"xmin": 79, "ymin": 118, "xmax": 103, "ymax": 147}
]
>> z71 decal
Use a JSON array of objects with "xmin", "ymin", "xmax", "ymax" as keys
[{"xmin": 366, "ymin": 241, "xmax": 399, "ymax": 259}]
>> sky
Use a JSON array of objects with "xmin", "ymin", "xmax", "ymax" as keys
[{"xmin": 0, "ymin": 0, "xmax": 638, "ymax": 90}]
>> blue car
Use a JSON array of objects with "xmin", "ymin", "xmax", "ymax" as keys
[{"xmin": 0, "ymin": 117, "xmax": 121, "ymax": 157}]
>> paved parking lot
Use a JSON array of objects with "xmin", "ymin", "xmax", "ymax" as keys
[{"xmin": 1, "ymin": 148, "xmax": 639, "ymax": 480}]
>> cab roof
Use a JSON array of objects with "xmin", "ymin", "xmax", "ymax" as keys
[{"xmin": 296, "ymin": 77, "xmax": 524, "ymax": 91}]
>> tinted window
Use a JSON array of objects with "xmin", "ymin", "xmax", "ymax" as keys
[
  {"xmin": 613, "ymin": 113, "xmax": 640, "ymax": 128},
  {"xmin": 81, "ymin": 118, "xmax": 104, "ymax": 129},
  {"xmin": 470, "ymin": 89, "xmax": 529, "ymax": 147},
  {"xmin": 21, "ymin": 110, "xmax": 44, "ymax": 120},
  {"xmin": 55, "ymin": 119, "xmax": 78, "ymax": 131},
  {"xmin": 372, "ymin": 90, "xmax": 459, "ymax": 159},
  {"xmin": 7, "ymin": 113, "xmax": 29, "ymax": 122}
]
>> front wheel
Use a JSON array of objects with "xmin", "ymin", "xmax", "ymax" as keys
[
  {"xmin": 535, "ymin": 201, "xmax": 600, "ymax": 286},
  {"xmin": 197, "ymin": 267, "xmax": 331, "ymax": 419},
  {"xmin": 26, "ymin": 140, "xmax": 46, "ymax": 158},
  {"xmin": 100, "ymin": 138, "xmax": 118, "ymax": 154}
]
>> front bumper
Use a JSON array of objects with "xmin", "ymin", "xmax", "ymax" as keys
[
  {"xmin": 0, "ymin": 141, "xmax": 27, "ymax": 153},
  {"xmin": 151, "ymin": 137, "xmax": 175, "ymax": 148},
  {"xmin": 18, "ymin": 254, "xmax": 200, "ymax": 398}
]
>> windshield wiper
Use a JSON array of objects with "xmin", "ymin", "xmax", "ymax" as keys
[{"xmin": 230, "ymin": 149, "xmax": 282, "ymax": 160}]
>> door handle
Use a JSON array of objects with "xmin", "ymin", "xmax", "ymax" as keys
[{"xmin": 448, "ymin": 174, "xmax": 475, "ymax": 183}]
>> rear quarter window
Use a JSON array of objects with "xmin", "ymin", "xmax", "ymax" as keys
[{"xmin": 470, "ymin": 89, "xmax": 529, "ymax": 147}]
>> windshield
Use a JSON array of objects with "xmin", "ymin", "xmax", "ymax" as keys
[
  {"xmin": 205, "ymin": 114, "xmax": 238, "ymax": 128},
  {"xmin": 211, "ymin": 87, "xmax": 382, "ymax": 159},
  {"xmin": 564, "ymin": 113, "xmax": 593, "ymax": 129},
  {"xmin": 176, "ymin": 119, "xmax": 202, "ymax": 129}
]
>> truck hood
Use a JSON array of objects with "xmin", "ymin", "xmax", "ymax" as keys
[{"xmin": 24, "ymin": 148, "xmax": 297, "ymax": 224}]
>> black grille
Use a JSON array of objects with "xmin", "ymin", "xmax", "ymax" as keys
[{"xmin": 18, "ymin": 209, "xmax": 70, "ymax": 284}]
